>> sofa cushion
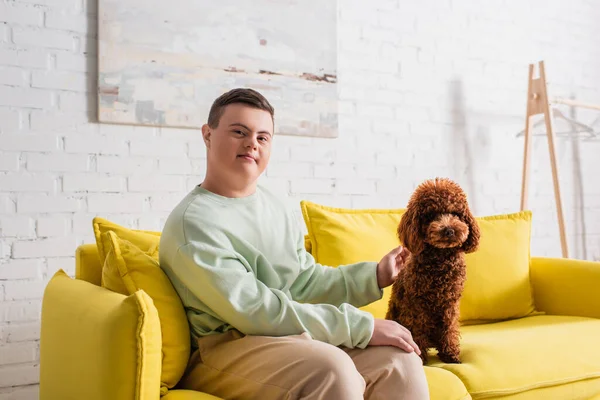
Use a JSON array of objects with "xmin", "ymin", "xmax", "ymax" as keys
[
  {"xmin": 460, "ymin": 211, "xmax": 537, "ymax": 322},
  {"xmin": 40, "ymin": 270, "xmax": 161, "ymax": 400},
  {"xmin": 424, "ymin": 366, "xmax": 471, "ymax": 400},
  {"xmin": 93, "ymin": 217, "xmax": 160, "ymax": 265},
  {"xmin": 102, "ymin": 231, "xmax": 190, "ymax": 394},
  {"xmin": 161, "ymin": 390, "xmax": 225, "ymax": 400},
  {"xmin": 431, "ymin": 315, "xmax": 600, "ymax": 399},
  {"xmin": 300, "ymin": 201, "xmax": 538, "ymax": 322}
]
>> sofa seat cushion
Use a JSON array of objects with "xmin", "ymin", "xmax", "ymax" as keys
[
  {"xmin": 431, "ymin": 315, "xmax": 600, "ymax": 399},
  {"xmin": 425, "ymin": 366, "xmax": 471, "ymax": 400},
  {"xmin": 161, "ymin": 389, "xmax": 224, "ymax": 400}
]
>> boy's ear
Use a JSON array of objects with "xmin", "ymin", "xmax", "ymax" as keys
[{"xmin": 201, "ymin": 124, "xmax": 211, "ymax": 148}]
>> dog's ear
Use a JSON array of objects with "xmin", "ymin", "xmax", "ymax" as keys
[
  {"xmin": 397, "ymin": 207, "xmax": 425, "ymax": 255},
  {"xmin": 461, "ymin": 208, "xmax": 480, "ymax": 253}
]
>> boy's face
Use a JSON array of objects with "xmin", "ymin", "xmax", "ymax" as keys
[{"xmin": 202, "ymin": 104, "xmax": 273, "ymax": 189}]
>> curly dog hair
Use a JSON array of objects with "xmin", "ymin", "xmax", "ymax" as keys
[{"xmin": 386, "ymin": 177, "xmax": 480, "ymax": 364}]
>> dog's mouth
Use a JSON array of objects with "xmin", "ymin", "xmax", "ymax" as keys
[{"xmin": 425, "ymin": 215, "xmax": 469, "ymax": 249}]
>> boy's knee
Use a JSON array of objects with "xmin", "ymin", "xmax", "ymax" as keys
[
  {"xmin": 307, "ymin": 344, "xmax": 363, "ymax": 381},
  {"xmin": 397, "ymin": 350, "xmax": 425, "ymax": 371},
  {"xmin": 302, "ymin": 344, "xmax": 365, "ymax": 397},
  {"xmin": 388, "ymin": 350, "xmax": 429, "ymax": 398}
]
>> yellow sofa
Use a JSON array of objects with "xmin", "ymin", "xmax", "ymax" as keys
[{"xmin": 40, "ymin": 209, "xmax": 600, "ymax": 400}]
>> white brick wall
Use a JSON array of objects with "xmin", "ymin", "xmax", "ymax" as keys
[
  {"xmin": 0, "ymin": 86, "xmax": 53, "ymax": 108},
  {"xmin": 0, "ymin": 0, "xmax": 600, "ymax": 395},
  {"xmin": 0, "ymin": 4, "xmax": 44, "ymax": 26},
  {"xmin": 12, "ymin": 28, "xmax": 75, "ymax": 51},
  {"xmin": 0, "ymin": 260, "xmax": 41, "ymax": 281}
]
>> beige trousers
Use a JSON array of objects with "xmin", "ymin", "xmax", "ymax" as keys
[{"xmin": 178, "ymin": 330, "xmax": 430, "ymax": 400}]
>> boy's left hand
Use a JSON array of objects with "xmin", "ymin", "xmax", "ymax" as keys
[{"xmin": 376, "ymin": 246, "xmax": 410, "ymax": 288}]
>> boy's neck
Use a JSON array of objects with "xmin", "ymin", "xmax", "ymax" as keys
[{"xmin": 200, "ymin": 176, "xmax": 257, "ymax": 198}]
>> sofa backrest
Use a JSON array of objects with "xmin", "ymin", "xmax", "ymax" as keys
[{"xmin": 76, "ymin": 244, "xmax": 103, "ymax": 286}]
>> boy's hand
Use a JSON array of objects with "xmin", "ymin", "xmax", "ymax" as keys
[
  {"xmin": 376, "ymin": 245, "xmax": 410, "ymax": 288},
  {"xmin": 369, "ymin": 319, "xmax": 421, "ymax": 355}
]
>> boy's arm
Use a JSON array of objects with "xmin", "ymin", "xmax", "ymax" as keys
[
  {"xmin": 175, "ymin": 240, "xmax": 375, "ymax": 349},
  {"xmin": 289, "ymin": 233, "xmax": 383, "ymax": 308}
]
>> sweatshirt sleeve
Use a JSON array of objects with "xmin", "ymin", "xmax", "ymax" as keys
[
  {"xmin": 289, "ymin": 232, "xmax": 383, "ymax": 308},
  {"xmin": 176, "ymin": 240, "xmax": 375, "ymax": 349}
]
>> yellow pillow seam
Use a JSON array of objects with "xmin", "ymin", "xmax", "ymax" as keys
[
  {"xmin": 133, "ymin": 291, "xmax": 150, "ymax": 400},
  {"xmin": 469, "ymin": 372, "xmax": 600, "ymax": 398},
  {"xmin": 106, "ymin": 231, "xmax": 138, "ymax": 294}
]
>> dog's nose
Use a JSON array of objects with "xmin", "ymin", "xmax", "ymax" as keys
[{"xmin": 444, "ymin": 227, "xmax": 455, "ymax": 237}]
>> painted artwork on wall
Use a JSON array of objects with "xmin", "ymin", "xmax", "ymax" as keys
[{"xmin": 97, "ymin": 0, "xmax": 339, "ymax": 138}]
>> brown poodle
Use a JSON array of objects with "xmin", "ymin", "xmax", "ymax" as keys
[{"xmin": 386, "ymin": 177, "xmax": 480, "ymax": 364}]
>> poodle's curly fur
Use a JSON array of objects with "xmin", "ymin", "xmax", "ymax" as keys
[{"xmin": 386, "ymin": 178, "xmax": 480, "ymax": 364}]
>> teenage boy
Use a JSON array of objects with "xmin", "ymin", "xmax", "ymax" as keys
[{"xmin": 160, "ymin": 88, "xmax": 429, "ymax": 400}]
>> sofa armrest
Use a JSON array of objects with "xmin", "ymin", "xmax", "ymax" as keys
[
  {"xmin": 40, "ymin": 270, "xmax": 162, "ymax": 400},
  {"xmin": 162, "ymin": 389, "xmax": 224, "ymax": 400},
  {"xmin": 530, "ymin": 257, "xmax": 600, "ymax": 319}
]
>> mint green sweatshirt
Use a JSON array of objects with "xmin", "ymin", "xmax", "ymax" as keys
[{"xmin": 159, "ymin": 185, "xmax": 382, "ymax": 349}]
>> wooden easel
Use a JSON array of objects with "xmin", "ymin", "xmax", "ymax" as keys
[{"xmin": 520, "ymin": 60, "xmax": 600, "ymax": 259}]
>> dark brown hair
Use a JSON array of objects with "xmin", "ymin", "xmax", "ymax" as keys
[{"xmin": 207, "ymin": 88, "xmax": 275, "ymax": 128}]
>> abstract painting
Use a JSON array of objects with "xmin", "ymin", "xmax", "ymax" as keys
[{"xmin": 98, "ymin": 0, "xmax": 339, "ymax": 138}]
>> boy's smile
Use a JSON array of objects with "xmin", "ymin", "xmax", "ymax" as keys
[{"xmin": 237, "ymin": 153, "xmax": 257, "ymax": 163}]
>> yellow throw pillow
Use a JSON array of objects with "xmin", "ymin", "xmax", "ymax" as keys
[
  {"xmin": 300, "ymin": 201, "xmax": 538, "ymax": 323},
  {"xmin": 93, "ymin": 217, "xmax": 160, "ymax": 265},
  {"xmin": 460, "ymin": 211, "xmax": 538, "ymax": 322},
  {"xmin": 101, "ymin": 231, "xmax": 190, "ymax": 393},
  {"xmin": 301, "ymin": 201, "xmax": 405, "ymax": 319},
  {"xmin": 41, "ymin": 270, "xmax": 162, "ymax": 400}
]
